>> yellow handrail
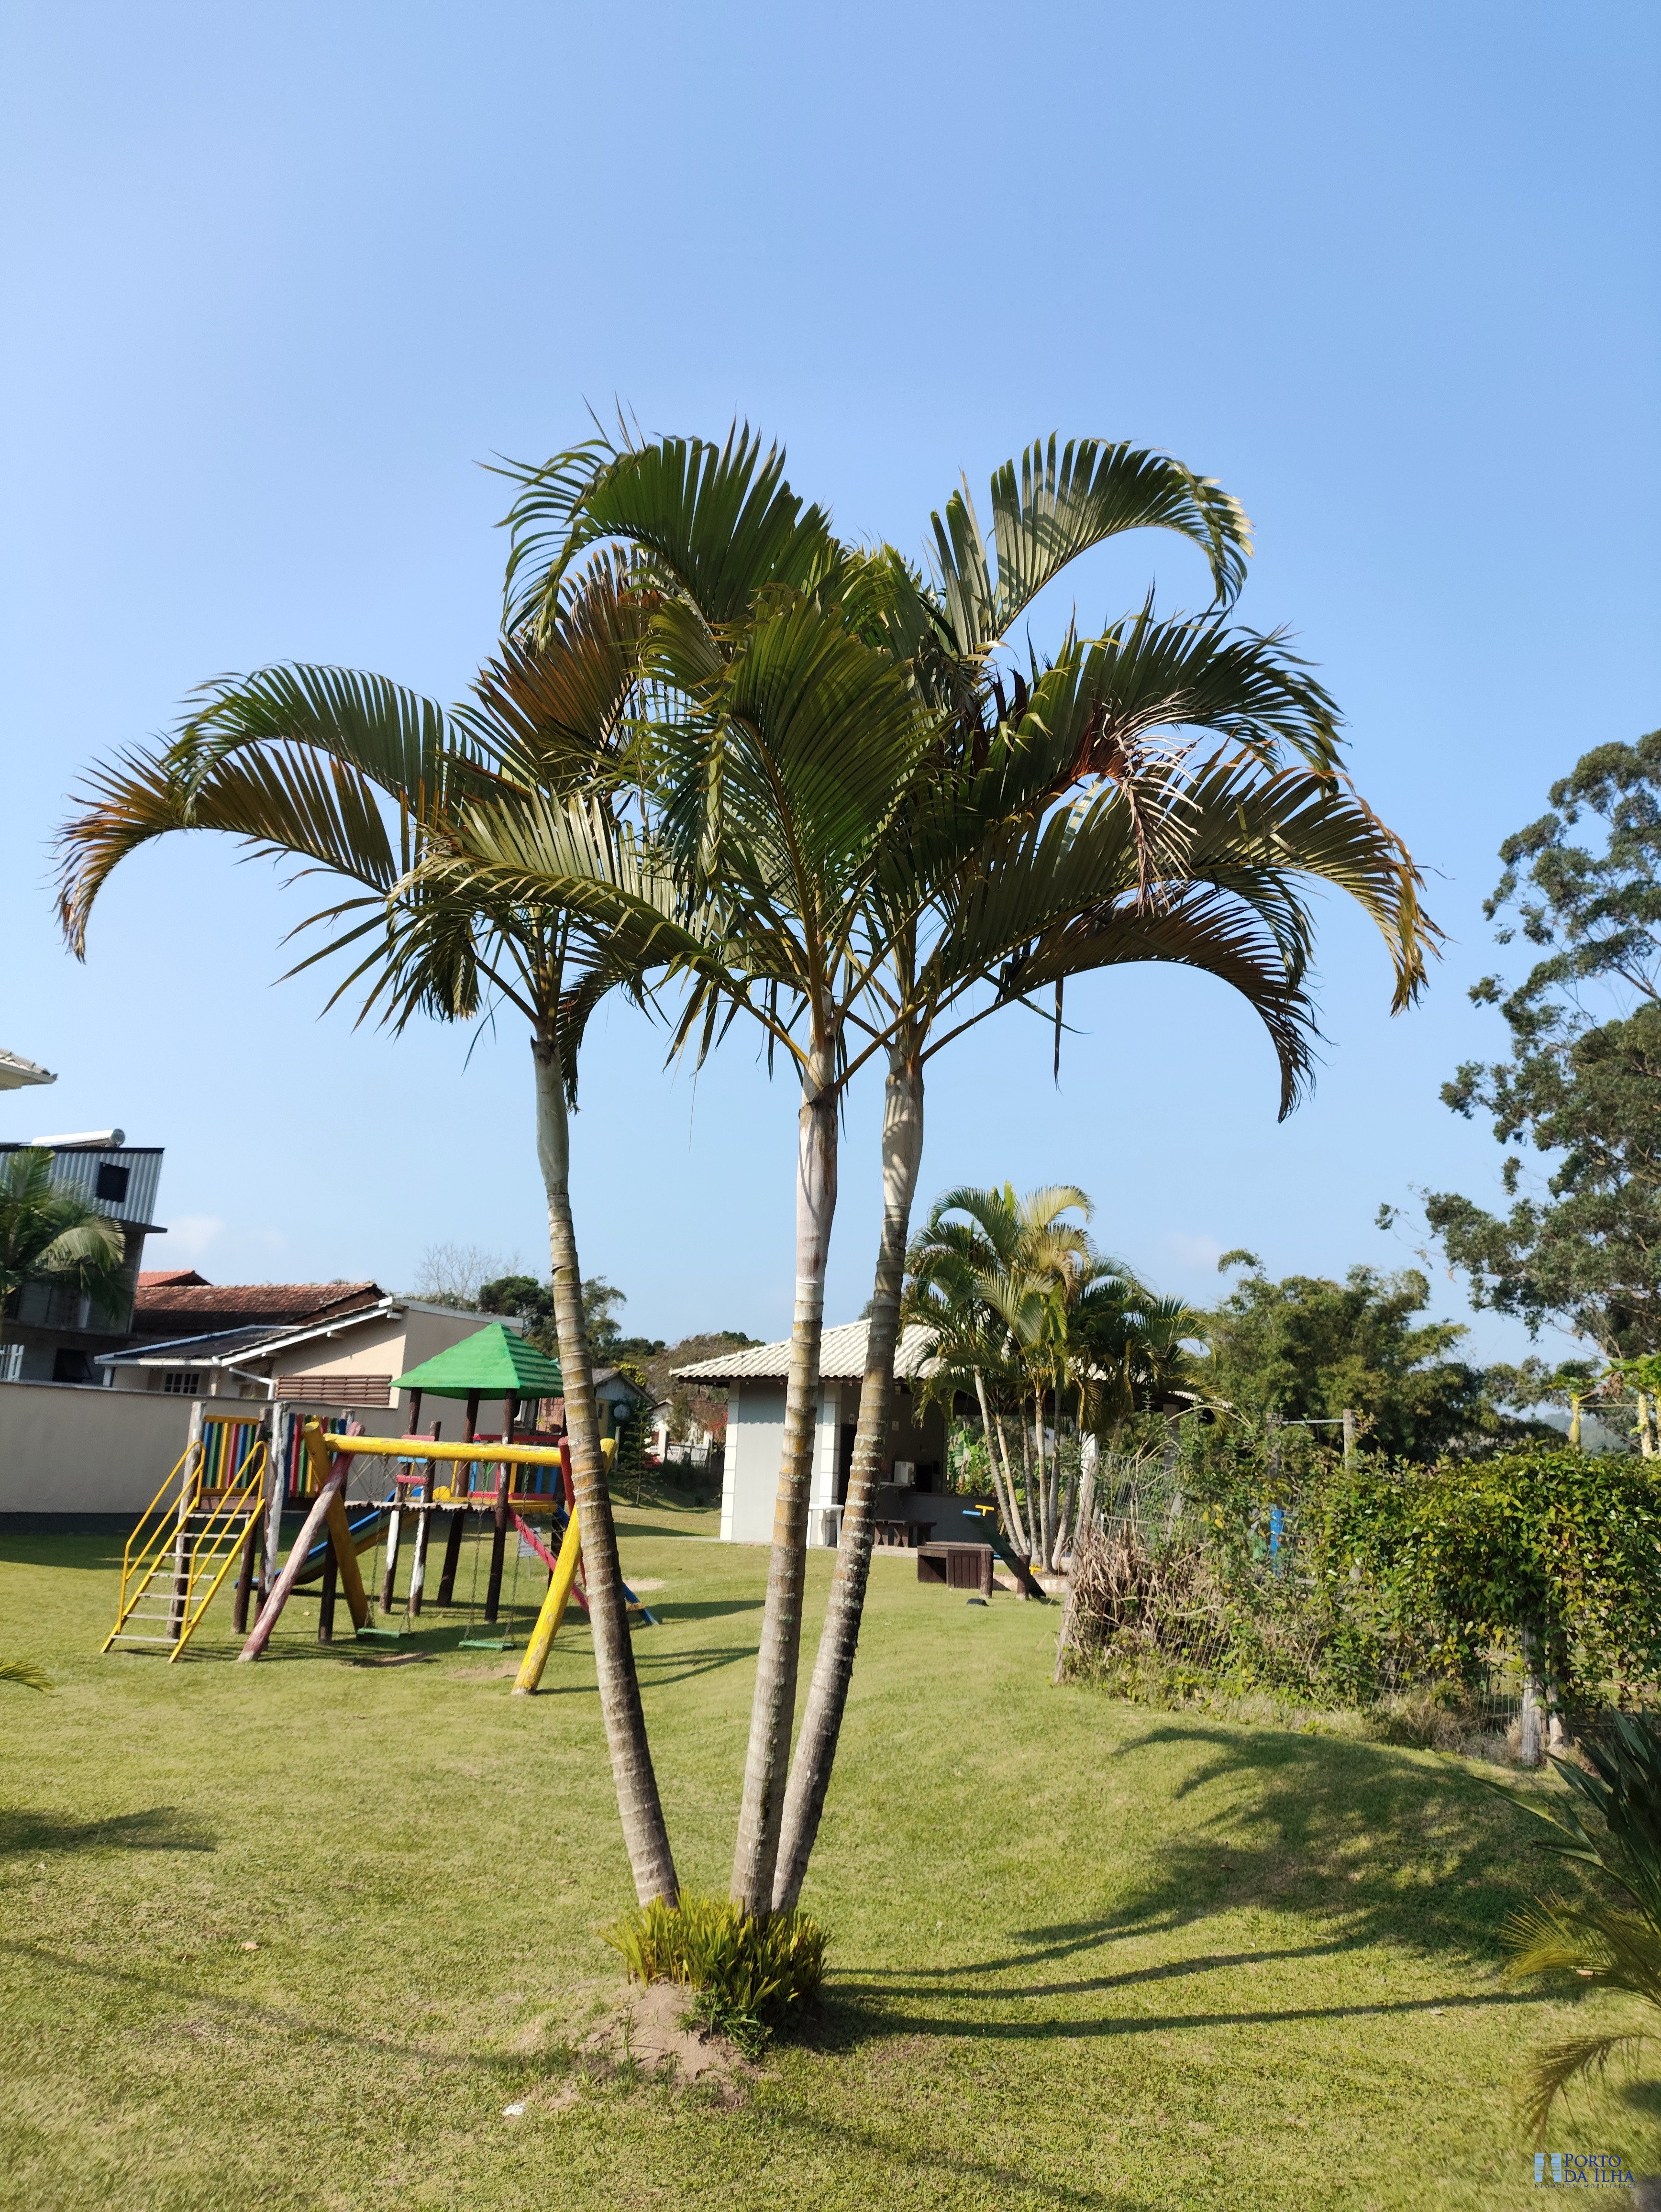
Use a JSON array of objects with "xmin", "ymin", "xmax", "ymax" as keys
[
  {"xmin": 170, "ymin": 1447, "xmax": 267, "ymax": 1661},
  {"xmin": 103, "ymin": 1445, "xmax": 201, "ymax": 1651}
]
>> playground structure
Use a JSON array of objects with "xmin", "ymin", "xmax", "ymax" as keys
[{"xmin": 100, "ymin": 1321, "xmax": 655, "ymax": 1681}]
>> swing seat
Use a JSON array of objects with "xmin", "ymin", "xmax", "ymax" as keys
[
  {"xmin": 355, "ymin": 1623, "xmax": 403, "ymax": 1642},
  {"xmin": 457, "ymin": 1632, "xmax": 515, "ymax": 1650}
]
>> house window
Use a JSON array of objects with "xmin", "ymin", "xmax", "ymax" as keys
[
  {"xmin": 162, "ymin": 1371, "xmax": 200, "ymax": 1395},
  {"xmin": 95, "ymin": 1162, "xmax": 130, "ymax": 1205}
]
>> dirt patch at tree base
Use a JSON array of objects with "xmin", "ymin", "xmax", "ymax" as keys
[{"xmin": 584, "ymin": 1980, "xmax": 758, "ymax": 2095}]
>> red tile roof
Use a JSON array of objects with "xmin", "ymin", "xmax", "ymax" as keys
[
  {"xmin": 130, "ymin": 1280, "xmax": 385, "ymax": 1336},
  {"xmin": 137, "ymin": 1269, "xmax": 209, "ymax": 1289}
]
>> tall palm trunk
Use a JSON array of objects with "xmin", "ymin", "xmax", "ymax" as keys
[
  {"xmin": 1034, "ymin": 1392, "xmax": 1054, "ymax": 1567},
  {"xmin": 772, "ymin": 1046, "xmax": 922, "ymax": 1912},
  {"xmin": 1052, "ymin": 1431, "xmax": 1100, "ymax": 1683},
  {"xmin": 731, "ymin": 1041, "xmax": 839, "ymax": 1914},
  {"xmin": 986, "ymin": 1394, "xmax": 1029, "ymax": 1555},
  {"xmin": 973, "ymin": 1370, "xmax": 1021, "ymax": 1550},
  {"xmin": 534, "ymin": 1030, "xmax": 678, "ymax": 1905}
]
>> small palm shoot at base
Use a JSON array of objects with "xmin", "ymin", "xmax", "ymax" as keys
[
  {"xmin": 603, "ymin": 1893, "xmax": 827, "ymax": 2056},
  {"xmin": 1500, "ymin": 1711, "xmax": 1661, "ymax": 2139}
]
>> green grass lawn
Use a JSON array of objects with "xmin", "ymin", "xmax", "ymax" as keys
[{"xmin": 1, "ymin": 1502, "xmax": 1654, "ymax": 2211}]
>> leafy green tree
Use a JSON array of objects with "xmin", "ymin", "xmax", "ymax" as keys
[
  {"xmin": 0, "ymin": 1149, "xmax": 129, "ymax": 1358},
  {"xmin": 478, "ymin": 1272, "xmax": 554, "ymax": 1335},
  {"xmin": 1425, "ymin": 730, "xmax": 1661, "ymax": 1356},
  {"xmin": 1205, "ymin": 1253, "xmax": 1536, "ymax": 1460}
]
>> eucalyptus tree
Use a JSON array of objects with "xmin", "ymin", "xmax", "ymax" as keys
[{"xmin": 55, "ymin": 566, "xmax": 685, "ymax": 1903}]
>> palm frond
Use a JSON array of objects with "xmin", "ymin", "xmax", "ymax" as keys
[
  {"xmin": 501, "ymin": 426, "xmax": 834, "ymax": 641},
  {"xmin": 929, "ymin": 436, "xmax": 1253, "ymax": 657}
]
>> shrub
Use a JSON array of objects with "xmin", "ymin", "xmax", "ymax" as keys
[{"xmin": 602, "ymin": 1892, "xmax": 827, "ymax": 2053}]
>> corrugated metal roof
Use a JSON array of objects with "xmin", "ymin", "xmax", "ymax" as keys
[{"xmin": 671, "ymin": 1319, "xmax": 937, "ymax": 1385}]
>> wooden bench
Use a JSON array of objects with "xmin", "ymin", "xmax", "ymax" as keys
[{"xmin": 916, "ymin": 1541, "xmax": 994, "ymax": 1596}]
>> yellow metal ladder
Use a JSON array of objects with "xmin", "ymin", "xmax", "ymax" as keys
[{"xmin": 104, "ymin": 1438, "xmax": 267, "ymax": 1661}]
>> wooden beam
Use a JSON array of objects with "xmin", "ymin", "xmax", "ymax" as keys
[
  {"xmin": 511, "ymin": 1508, "xmax": 583, "ymax": 1696},
  {"xmin": 321, "ymin": 1482, "xmax": 370, "ymax": 1630},
  {"xmin": 238, "ymin": 1465, "xmax": 346, "ymax": 1660}
]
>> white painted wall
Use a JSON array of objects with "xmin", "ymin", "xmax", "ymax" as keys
[
  {"xmin": 722, "ymin": 1375, "xmax": 855, "ymax": 1546},
  {"xmin": 725, "ymin": 1379, "xmax": 784, "ymax": 1544},
  {"xmin": 0, "ymin": 1382, "xmax": 196, "ymax": 1514}
]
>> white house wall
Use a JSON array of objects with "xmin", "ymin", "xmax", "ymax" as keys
[{"xmin": 722, "ymin": 1376, "xmax": 853, "ymax": 1547}]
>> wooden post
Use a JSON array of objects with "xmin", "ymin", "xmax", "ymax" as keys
[
  {"xmin": 409, "ymin": 1388, "xmax": 423, "ymax": 1433},
  {"xmin": 1519, "ymin": 1624, "xmax": 1545, "ymax": 1767},
  {"xmin": 435, "ymin": 1505, "xmax": 466, "ymax": 1606},
  {"xmin": 262, "ymin": 1405, "xmax": 291, "ymax": 1601},
  {"xmin": 320, "ymin": 1467, "xmax": 370, "ymax": 1630},
  {"xmin": 231, "ymin": 1507, "xmax": 259, "ymax": 1634},
  {"xmin": 408, "ymin": 1508, "xmax": 432, "ymax": 1615},
  {"xmin": 318, "ymin": 1540, "xmax": 338, "ymax": 1643},
  {"xmin": 381, "ymin": 1503, "xmax": 403, "ymax": 1612},
  {"xmin": 465, "ymin": 1391, "xmax": 480, "ymax": 1441},
  {"xmin": 1341, "ymin": 1407, "xmax": 1357, "ymax": 1468},
  {"xmin": 512, "ymin": 1506, "xmax": 583, "ymax": 1695}
]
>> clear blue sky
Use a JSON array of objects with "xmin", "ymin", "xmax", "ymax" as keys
[{"xmin": 3, "ymin": 0, "xmax": 1657, "ymax": 1359}]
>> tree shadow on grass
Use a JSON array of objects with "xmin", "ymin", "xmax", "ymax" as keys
[
  {"xmin": 647, "ymin": 1598, "xmax": 762, "ymax": 1622},
  {"xmin": 0, "ymin": 1938, "xmax": 555, "ymax": 2083},
  {"xmin": 813, "ymin": 1721, "xmax": 1570, "ymax": 2054},
  {"xmin": 635, "ymin": 1644, "xmax": 758, "ymax": 1691},
  {"xmin": 0, "ymin": 1804, "xmax": 216, "ymax": 1855},
  {"xmin": 1082, "ymin": 1718, "xmax": 1561, "ymax": 1960}
]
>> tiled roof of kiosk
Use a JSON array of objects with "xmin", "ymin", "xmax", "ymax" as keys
[{"xmin": 671, "ymin": 1319, "xmax": 937, "ymax": 1385}]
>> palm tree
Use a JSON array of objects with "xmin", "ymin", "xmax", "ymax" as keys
[
  {"xmin": 0, "ymin": 1149, "xmax": 129, "ymax": 1364},
  {"xmin": 485, "ymin": 426, "xmax": 1437, "ymax": 1920},
  {"xmin": 908, "ymin": 1183, "xmax": 1095, "ymax": 1567},
  {"xmin": 767, "ymin": 449, "xmax": 1437, "ymax": 1912},
  {"xmin": 495, "ymin": 428, "xmax": 1299, "ymax": 1912},
  {"xmin": 55, "ymin": 567, "xmax": 684, "ymax": 1904}
]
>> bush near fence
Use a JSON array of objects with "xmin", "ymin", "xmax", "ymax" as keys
[{"xmin": 1059, "ymin": 1443, "xmax": 1661, "ymax": 1748}]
